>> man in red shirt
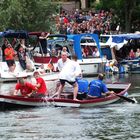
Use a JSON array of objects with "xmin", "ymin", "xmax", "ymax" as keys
[
  {"xmin": 13, "ymin": 77, "xmax": 37, "ymax": 97},
  {"xmin": 33, "ymin": 71, "xmax": 48, "ymax": 98}
]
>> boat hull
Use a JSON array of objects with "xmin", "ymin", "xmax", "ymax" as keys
[{"xmin": 0, "ymin": 83, "xmax": 131, "ymax": 110}]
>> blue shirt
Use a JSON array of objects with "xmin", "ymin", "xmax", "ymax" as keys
[{"xmin": 88, "ymin": 79, "xmax": 109, "ymax": 97}]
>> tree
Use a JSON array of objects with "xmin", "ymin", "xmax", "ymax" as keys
[{"xmin": 0, "ymin": 0, "xmax": 58, "ymax": 32}]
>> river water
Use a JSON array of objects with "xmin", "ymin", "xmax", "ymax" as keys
[{"xmin": 0, "ymin": 74, "xmax": 140, "ymax": 140}]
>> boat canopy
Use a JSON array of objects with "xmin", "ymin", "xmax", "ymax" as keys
[
  {"xmin": 0, "ymin": 30, "xmax": 28, "ymax": 39},
  {"xmin": 101, "ymin": 33, "xmax": 140, "ymax": 50},
  {"xmin": 67, "ymin": 34, "xmax": 102, "ymax": 60},
  {"xmin": 112, "ymin": 34, "xmax": 140, "ymax": 43}
]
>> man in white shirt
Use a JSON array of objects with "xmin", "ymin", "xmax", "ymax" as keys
[
  {"xmin": 56, "ymin": 52, "xmax": 80, "ymax": 100},
  {"xmin": 57, "ymin": 51, "xmax": 70, "ymax": 71}
]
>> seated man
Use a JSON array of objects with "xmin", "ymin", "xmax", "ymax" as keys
[{"xmin": 88, "ymin": 73, "xmax": 114, "ymax": 98}]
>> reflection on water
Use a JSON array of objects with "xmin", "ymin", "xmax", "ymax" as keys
[{"xmin": 0, "ymin": 74, "xmax": 140, "ymax": 140}]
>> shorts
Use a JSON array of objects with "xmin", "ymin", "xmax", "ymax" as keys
[
  {"xmin": 60, "ymin": 79, "xmax": 76, "ymax": 86},
  {"xmin": 6, "ymin": 60, "xmax": 15, "ymax": 67}
]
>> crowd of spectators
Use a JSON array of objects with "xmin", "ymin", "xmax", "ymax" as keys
[{"xmin": 54, "ymin": 9, "xmax": 120, "ymax": 36}]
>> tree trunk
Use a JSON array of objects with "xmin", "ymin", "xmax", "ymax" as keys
[{"xmin": 124, "ymin": 0, "xmax": 137, "ymax": 32}]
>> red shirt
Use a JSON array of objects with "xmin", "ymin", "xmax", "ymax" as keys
[
  {"xmin": 4, "ymin": 47, "xmax": 15, "ymax": 60},
  {"xmin": 15, "ymin": 82, "xmax": 36, "ymax": 96},
  {"xmin": 63, "ymin": 17, "xmax": 69, "ymax": 24},
  {"xmin": 36, "ymin": 77, "xmax": 47, "ymax": 95},
  {"xmin": 129, "ymin": 51, "xmax": 135, "ymax": 59}
]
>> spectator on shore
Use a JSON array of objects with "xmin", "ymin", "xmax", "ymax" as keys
[{"xmin": 54, "ymin": 9, "xmax": 117, "ymax": 36}]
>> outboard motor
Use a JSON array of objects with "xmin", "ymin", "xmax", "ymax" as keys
[{"xmin": 76, "ymin": 78, "xmax": 89, "ymax": 100}]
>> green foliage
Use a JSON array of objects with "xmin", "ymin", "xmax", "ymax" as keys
[{"xmin": 0, "ymin": 0, "xmax": 58, "ymax": 32}]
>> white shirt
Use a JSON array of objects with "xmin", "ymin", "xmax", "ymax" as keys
[{"xmin": 59, "ymin": 60, "xmax": 78, "ymax": 82}]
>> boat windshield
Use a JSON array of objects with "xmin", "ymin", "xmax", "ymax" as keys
[{"xmin": 80, "ymin": 36, "xmax": 100, "ymax": 58}]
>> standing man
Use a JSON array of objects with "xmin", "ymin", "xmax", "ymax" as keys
[
  {"xmin": 57, "ymin": 51, "xmax": 70, "ymax": 71},
  {"xmin": 56, "ymin": 52, "xmax": 80, "ymax": 100},
  {"xmin": 39, "ymin": 32, "xmax": 50, "ymax": 56},
  {"xmin": 4, "ymin": 43, "xmax": 16, "ymax": 72}
]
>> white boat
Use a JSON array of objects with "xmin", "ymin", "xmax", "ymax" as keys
[
  {"xmin": 0, "ymin": 61, "xmax": 31, "ymax": 82},
  {"xmin": 0, "ymin": 30, "xmax": 59, "ymax": 82},
  {"xmin": 69, "ymin": 34, "xmax": 107, "ymax": 76},
  {"xmin": 100, "ymin": 33, "xmax": 140, "ymax": 73},
  {"xmin": 30, "ymin": 33, "xmax": 106, "ymax": 76}
]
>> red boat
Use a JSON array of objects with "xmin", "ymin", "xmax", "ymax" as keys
[{"xmin": 0, "ymin": 83, "xmax": 133, "ymax": 110}]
